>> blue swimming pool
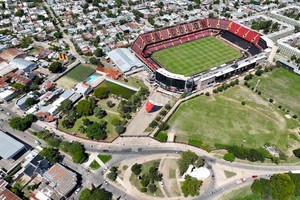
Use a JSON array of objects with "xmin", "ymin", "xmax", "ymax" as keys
[{"xmin": 86, "ymin": 74, "xmax": 99, "ymax": 82}]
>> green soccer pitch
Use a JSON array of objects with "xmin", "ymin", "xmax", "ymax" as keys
[{"xmin": 152, "ymin": 37, "xmax": 243, "ymax": 76}]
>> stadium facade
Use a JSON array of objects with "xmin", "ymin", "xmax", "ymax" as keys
[{"xmin": 131, "ymin": 18, "xmax": 275, "ymax": 92}]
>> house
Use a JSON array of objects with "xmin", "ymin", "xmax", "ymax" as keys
[
  {"xmin": 96, "ymin": 66, "xmax": 122, "ymax": 79},
  {"xmin": 9, "ymin": 58, "xmax": 37, "ymax": 72},
  {"xmin": 0, "ymin": 179, "xmax": 21, "ymax": 200},
  {"xmin": 40, "ymin": 163, "xmax": 77, "ymax": 198},
  {"xmin": 74, "ymin": 82, "xmax": 92, "ymax": 96},
  {"xmin": 24, "ymin": 154, "xmax": 49, "ymax": 178},
  {"xmin": 0, "ymin": 48, "xmax": 25, "ymax": 62},
  {"xmin": 35, "ymin": 112, "xmax": 54, "ymax": 122}
]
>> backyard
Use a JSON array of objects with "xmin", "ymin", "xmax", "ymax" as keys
[{"xmin": 96, "ymin": 80, "xmax": 137, "ymax": 99}]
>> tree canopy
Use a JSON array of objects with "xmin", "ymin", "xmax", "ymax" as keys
[
  {"xmin": 181, "ymin": 175, "xmax": 202, "ymax": 197},
  {"xmin": 49, "ymin": 62, "xmax": 63, "ymax": 73},
  {"xmin": 79, "ymin": 188, "xmax": 112, "ymax": 200},
  {"xmin": 94, "ymin": 48, "xmax": 103, "ymax": 57},
  {"xmin": 270, "ymin": 174, "xmax": 295, "ymax": 200},
  {"xmin": 86, "ymin": 121, "xmax": 107, "ymax": 140},
  {"xmin": 131, "ymin": 163, "xmax": 142, "ymax": 175},
  {"xmin": 94, "ymin": 87, "xmax": 109, "ymax": 99},
  {"xmin": 76, "ymin": 97, "xmax": 96, "ymax": 116},
  {"xmin": 39, "ymin": 147, "xmax": 59, "ymax": 164},
  {"xmin": 178, "ymin": 150, "xmax": 198, "ymax": 175},
  {"xmin": 58, "ymin": 99, "xmax": 73, "ymax": 114},
  {"xmin": 9, "ymin": 114, "xmax": 37, "ymax": 131},
  {"xmin": 20, "ymin": 37, "xmax": 32, "ymax": 48}
]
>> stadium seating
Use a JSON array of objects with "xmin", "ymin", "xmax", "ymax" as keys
[{"xmin": 131, "ymin": 18, "xmax": 265, "ymax": 72}]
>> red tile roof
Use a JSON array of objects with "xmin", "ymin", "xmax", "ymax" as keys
[{"xmin": 96, "ymin": 67, "xmax": 122, "ymax": 79}]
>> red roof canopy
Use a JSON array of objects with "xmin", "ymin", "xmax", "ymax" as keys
[{"xmin": 146, "ymin": 101, "xmax": 155, "ymax": 113}]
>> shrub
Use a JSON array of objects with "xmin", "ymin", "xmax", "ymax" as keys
[
  {"xmin": 241, "ymin": 101, "xmax": 246, "ymax": 105},
  {"xmin": 223, "ymin": 153, "xmax": 235, "ymax": 162},
  {"xmin": 213, "ymin": 89, "xmax": 218, "ymax": 93},
  {"xmin": 205, "ymin": 92, "xmax": 210, "ymax": 96},
  {"xmin": 115, "ymin": 125, "xmax": 126, "ymax": 134},
  {"xmin": 293, "ymin": 115, "xmax": 298, "ymax": 119},
  {"xmin": 278, "ymin": 105, "xmax": 282, "ymax": 109},
  {"xmin": 255, "ymin": 69, "xmax": 263, "ymax": 76},
  {"xmin": 258, "ymin": 91, "xmax": 262, "ymax": 95},
  {"xmin": 141, "ymin": 187, "xmax": 147, "ymax": 193},
  {"xmin": 269, "ymin": 98, "xmax": 273, "ymax": 103}
]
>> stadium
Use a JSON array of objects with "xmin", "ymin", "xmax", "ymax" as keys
[{"xmin": 132, "ymin": 18, "xmax": 275, "ymax": 92}]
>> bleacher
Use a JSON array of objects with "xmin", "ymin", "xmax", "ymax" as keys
[
  {"xmin": 248, "ymin": 45, "xmax": 261, "ymax": 56},
  {"xmin": 220, "ymin": 30, "xmax": 252, "ymax": 49}
]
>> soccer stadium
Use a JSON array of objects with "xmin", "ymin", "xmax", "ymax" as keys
[{"xmin": 132, "ymin": 18, "xmax": 275, "ymax": 92}]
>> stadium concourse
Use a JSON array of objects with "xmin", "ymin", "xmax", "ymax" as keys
[{"xmin": 131, "ymin": 18, "xmax": 274, "ymax": 93}]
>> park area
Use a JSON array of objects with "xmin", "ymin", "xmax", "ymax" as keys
[
  {"xmin": 168, "ymin": 84, "xmax": 300, "ymax": 151},
  {"xmin": 56, "ymin": 64, "xmax": 96, "ymax": 88},
  {"xmin": 152, "ymin": 36, "xmax": 242, "ymax": 76},
  {"xmin": 248, "ymin": 67, "xmax": 300, "ymax": 117}
]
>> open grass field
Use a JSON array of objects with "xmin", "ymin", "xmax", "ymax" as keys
[
  {"xmin": 169, "ymin": 85, "xmax": 300, "ymax": 150},
  {"xmin": 248, "ymin": 67, "xmax": 300, "ymax": 117},
  {"xmin": 98, "ymin": 154, "xmax": 112, "ymax": 164},
  {"xmin": 97, "ymin": 80, "xmax": 137, "ymax": 99},
  {"xmin": 56, "ymin": 64, "xmax": 96, "ymax": 88},
  {"xmin": 152, "ymin": 37, "xmax": 242, "ymax": 76}
]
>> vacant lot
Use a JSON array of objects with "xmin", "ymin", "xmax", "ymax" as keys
[
  {"xmin": 152, "ymin": 37, "xmax": 242, "ymax": 76},
  {"xmin": 56, "ymin": 64, "xmax": 96, "ymax": 88},
  {"xmin": 169, "ymin": 85, "xmax": 299, "ymax": 150},
  {"xmin": 248, "ymin": 67, "xmax": 300, "ymax": 117}
]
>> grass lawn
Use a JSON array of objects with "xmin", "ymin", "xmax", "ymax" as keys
[
  {"xmin": 58, "ymin": 112, "xmax": 120, "ymax": 142},
  {"xmin": 129, "ymin": 159, "xmax": 163, "ymax": 197},
  {"xmin": 224, "ymin": 170, "xmax": 237, "ymax": 178},
  {"xmin": 98, "ymin": 154, "xmax": 112, "ymax": 164},
  {"xmin": 248, "ymin": 67, "xmax": 300, "ymax": 117},
  {"xmin": 220, "ymin": 185, "xmax": 253, "ymax": 200},
  {"xmin": 169, "ymin": 85, "xmax": 299, "ymax": 151},
  {"xmin": 155, "ymin": 131, "xmax": 168, "ymax": 142},
  {"xmin": 118, "ymin": 77, "xmax": 147, "ymax": 88},
  {"xmin": 89, "ymin": 160, "xmax": 101, "ymax": 170},
  {"xmin": 56, "ymin": 64, "xmax": 96, "ymax": 88},
  {"xmin": 96, "ymin": 80, "xmax": 136, "ymax": 99},
  {"xmin": 152, "ymin": 37, "xmax": 242, "ymax": 76}
]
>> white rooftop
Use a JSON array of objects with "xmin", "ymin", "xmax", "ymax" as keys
[{"xmin": 0, "ymin": 131, "xmax": 25, "ymax": 159}]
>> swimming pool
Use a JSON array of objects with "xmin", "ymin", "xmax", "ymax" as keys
[{"xmin": 86, "ymin": 74, "xmax": 99, "ymax": 82}]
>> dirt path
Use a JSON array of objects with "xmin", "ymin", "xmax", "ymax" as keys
[{"xmin": 159, "ymin": 157, "xmax": 182, "ymax": 198}]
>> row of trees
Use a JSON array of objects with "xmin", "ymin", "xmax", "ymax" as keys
[
  {"xmin": 80, "ymin": 187, "xmax": 112, "ymax": 200},
  {"xmin": 9, "ymin": 114, "xmax": 37, "ymax": 131},
  {"xmin": 213, "ymin": 79, "xmax": 239, "ymax": 93},
  {"xmin": 31, "ymin": 130, "xmax": 88, "ymax": 164}
]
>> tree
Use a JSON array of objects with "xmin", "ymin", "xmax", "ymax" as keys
[
  {"xmin": 178, "ymin": 151, "xmax": 197, "ymax": 175},
  {"xmin": 148, "ymin": 184, "xmax": 157, "ymax": 193},
  {"xmin": 54, "ymin": 31, "xmax": 63, "ymax": 39},
  {"xmin": 58, "ymin": 99, "xmax": 72, "ymax": 114},
  {"xmin": 140, "ymin": 174, "xmax": 150, "ymax": 187},
  {"xmin": 15, "ymin": 9, "xmax": 24, "ymax": 17},
  {"xmin": 76, "ymin": 98, "xmax": 96, "ymax": 116},
  {"xmin": 25, "ymin": 97, "xmax": 37, "ymax": 107},
  {"xmin": 93, "ymin": 107, "xmax": 107, "ymax": 119},
  {"xmin": 270, "ymin": 174, "xmax": 295, "ymax": 200},
  {"xmin": 247, "ymin": 149, "xmax": 265, "ymax": 162},
  {"xmin": 107, "ymin": 166, "xmax": 118, "ymax": 181},
  {"xmin": 86, "ymin": 121, "xmax": 107, "ymax": 140},
  {"xmin": 131, "ymin": 163, "xmax": 142, "ymax": 175},
  {"xmin": 115, "ymin": 125, "xmax": 126, "ymax": 134},
  {"xmin": 94, "ymin": 87, "xmax": 109, "ymax": 99},
  {"xmin": 39, "ymin": 147, "xmax": 59, "ymax": 164},
  {"xmin": 20, "ymin": 37, "xmax": 32, "ymax": 48},
  {"xmin": 181, "ymin": 175, "xmax": 202, "ymax": 197},
  {"xmin": 9, "ymin": 114, "xmax": 36, "ymax": 131},
  {"xmin": 194, "ymin": 157, "xmax": 205, "ymax": 167},
  {"xmin": 223, "ymin": 153, "xmax": 235, "ymax": 162},
  {"xmin": 79, "ymin": 188, "xmax": 112, "ymax": 200},
  {"xmin": 89, "ymin": 57, "xmax": 102, "ymax": 65},
  {"xmin": 94, "ymin": 48, "xmax": 103, "ymax": 57},
  {"xmin": 49, "ymin": 62, "xmax": 62, "ymax": 73},
  {"xmin": 255, "ymin": 69, "xmax": 263, "ymax": 76}
]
